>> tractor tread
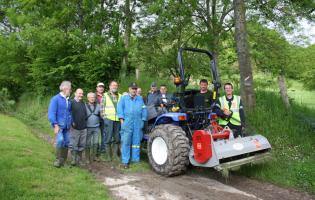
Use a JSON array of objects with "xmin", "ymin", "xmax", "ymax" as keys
[{"xmin": 147, "ymin": 124, "xmax": 190, "ymax": 176}]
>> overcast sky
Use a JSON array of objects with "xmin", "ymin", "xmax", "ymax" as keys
[{"xmin": 283, "ymin": 19, "xmax": 315, "ymax": 47}]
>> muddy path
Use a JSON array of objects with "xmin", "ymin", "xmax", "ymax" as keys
[
  {"xmin": 28, "ymin": 127, "xmax": 313, "ymax": 200},
  {"xmin": 86, "ymin": 162, "xmax": 314, "ymax": 200}
]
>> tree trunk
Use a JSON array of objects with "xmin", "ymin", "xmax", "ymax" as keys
[
  {"xmin": 77, "ymin": 0, "xmax": 84, "ymax": 31},
  {"xmin": 233, "ymin": 0, "xmax": 255, "ymax": 110},
  {"xmin": 120, "ymin": 0, "xmax": 132, "ymax": 79},
  {"xmin": 277, "ymin": 73, "xmax": 290, "ymax": 108}
]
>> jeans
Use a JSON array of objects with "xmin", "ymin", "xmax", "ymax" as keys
[{"xmin": 55, "ymin": 128, "xmax": 70, "ymax": 148}]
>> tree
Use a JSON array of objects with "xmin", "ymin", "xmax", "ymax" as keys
[
  {"xmin": 233, "ymin": 0, "xmax": 255, "ymax": 109},
  {"xmin": 249, "ymin": 22, "xmax": 292, "ymax": 107}
]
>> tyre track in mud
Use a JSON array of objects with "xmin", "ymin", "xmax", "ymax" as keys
[{"xmin": 87, "ymin": 162, "xmax": 314, "ymax": 200}]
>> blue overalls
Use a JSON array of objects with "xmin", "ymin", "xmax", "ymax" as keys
[{"xmin": 117, "ymin": 95, "xmax": 147, "ymax": 164}]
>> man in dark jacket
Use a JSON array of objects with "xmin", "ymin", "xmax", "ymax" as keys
[
  {"xmin": 156, "ymin": 84, "xmax": 173, "ymax": 107},
  {"xmin": 48, "ymin": 81, "xmax": 72, "ymax": 168},
  {"xmin": 146, "ymin": 82, "xmax": 159, "ymax": 106},
  {"xmin": 70, "ymin": 88, "xmax": 87, "ymax": 166}
]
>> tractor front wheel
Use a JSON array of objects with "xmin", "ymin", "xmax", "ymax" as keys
[{"xmin": 147, "ymin": 124, "xmax": 190, "ymax": 176}]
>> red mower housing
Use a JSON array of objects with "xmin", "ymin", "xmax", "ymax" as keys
[{"xmin": 193, "ymin": 130, "xmax": 212, "ymax": 163}]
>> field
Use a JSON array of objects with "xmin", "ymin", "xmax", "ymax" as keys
[{"xmin": 0, "ymin": 114, "xmax": 111, "ymax": 200}]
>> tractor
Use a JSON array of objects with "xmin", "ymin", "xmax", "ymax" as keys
[{"xmin": 143, "ymin": 47, "xmax": 271, "ymax": 176}]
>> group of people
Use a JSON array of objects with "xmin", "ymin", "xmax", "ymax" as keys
[
  {"xmin": 48, "ymin": 79, "xmax": 245, "ymax": 169},
  {"xmin": 48, "ymin": 81, "xmax": 147, "ymax": 169}
]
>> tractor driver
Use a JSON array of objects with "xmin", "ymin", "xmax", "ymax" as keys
[
  {"xmin": 215, "ymin": 82, "xmax": 245, "ymax": 138},
  {"xmin": 196, "ymin": 79, "xmax": 213, "ymax": 108},
  {"xmin": 156, "ymin": 84, "xmax": 173, "ymax": 107}
]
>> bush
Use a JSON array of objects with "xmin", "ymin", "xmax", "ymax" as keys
[{"xmin": 0, "ymin": 88, "xmax": 15, "ymax": 113}]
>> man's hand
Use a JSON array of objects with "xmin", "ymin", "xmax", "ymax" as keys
[
  {"xmin": 223, "ymin": 108, "xmax": 231, "ymax": 116},
  {"xmin": 54, "ymin": 124, "xmax": 60, "ymax": 135},
  {"xmin": 120, "ymin": 119, "xmax": 124, "ymax": 124}
]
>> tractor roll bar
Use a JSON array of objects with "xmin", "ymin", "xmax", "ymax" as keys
[{"xmin": 177, "ymin": 47, "xmax": 221, "ymax": 90}]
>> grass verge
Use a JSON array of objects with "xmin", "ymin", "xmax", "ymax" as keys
[
  {"xmin": 238, "ymin": 90, "xmax": 315, "ymax": 194},
  {"xmin": 0, "ymin": 114, "xmax": 111, "ymax": 200}
]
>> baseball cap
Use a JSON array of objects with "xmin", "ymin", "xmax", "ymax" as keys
[
  {"xmin": 150, "ymin": 82, "xmax": 157, "ymax": 87},
  {"xmin": 129, "ymin": 82, "xmax": 138, "ymax": 89},
  {"xmin": 97, "ymin": 82, "xmax": 105, "ymax": 87}
]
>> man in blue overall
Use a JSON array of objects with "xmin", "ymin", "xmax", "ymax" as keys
[
  {"xmin": 117, "ymin": 82, "xmax": 147, "ymax": 169},
  {"xmin": 48, "ymin": 81, "xmax": 72, "ymax": 168}
]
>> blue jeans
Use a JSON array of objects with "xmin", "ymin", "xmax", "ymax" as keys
[{"xmin": 55, "ymin": 128, "xmax": 70, "ymax": 148}]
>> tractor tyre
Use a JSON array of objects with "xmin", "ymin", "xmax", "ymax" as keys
[{"xmin": 147, "ymin": 124, "xmax": 190, "ymax": 176}]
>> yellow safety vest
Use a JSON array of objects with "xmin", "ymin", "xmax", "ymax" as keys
[
  {"xmin": 218, "ymin": 95, "xmax": 241, "ymax": 126},
  {"xmin": 103, "ymin": 93, "xmax": 121, "ymax": 121}
]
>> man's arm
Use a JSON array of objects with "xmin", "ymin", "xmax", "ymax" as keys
[
  {"xmin": 141, "ymin": 98, "xmax": 148, "ymax": 121},
  {"xmin": 48, "ymin": 96, "xmax": 60, "ymax": 134},
  {"xmin": 48, "ymin": 96, "xmax": 58, "ymax": 127},
  {"xmin": 117, "ymin": 96, "xmax": 125, "ymax": 123},
  {"xmin": 100, "ymin": 94, "xmax": 105, "ymax": 118}
]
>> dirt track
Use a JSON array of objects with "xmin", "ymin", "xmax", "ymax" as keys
[
  {"xmin": 87, "ymin": 162, "xmax": 314, "ymax": 200},
  {"xmin": 32, "ymin": 129, "xmax": 313, "ymax": 200}
]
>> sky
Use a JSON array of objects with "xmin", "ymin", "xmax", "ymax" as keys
[{"xmin": 283, "ymin": 19, "xmax": 315, "ymax": 47}]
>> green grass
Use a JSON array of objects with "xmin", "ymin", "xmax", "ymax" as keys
[
  {"xmin": 287, "ymin": 81, "xmax": 315, "ymax": 109},
  {"xmin": 0, "ymin": 114, "xmax": 111, "ymax": 200},
  {"xmin": 238, "ymin": 90, "xmax": 315, "ymax": 194}
]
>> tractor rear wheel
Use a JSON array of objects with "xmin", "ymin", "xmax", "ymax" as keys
[{"xmin": 147, "ymin": 124, "xmax": 190, "ymax": 176}]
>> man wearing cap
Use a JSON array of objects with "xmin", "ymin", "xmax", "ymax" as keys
[
  {"xmin": 146, "ymin": 82, "xmax": 159, "ymax": 106},
  {"xmin": 117, "ymin": 82, "xmax": 147, "ymax": 168},
  {"xmin": 100, "ymin": 80, "xmax": 122, "ymax": 161},
  {"xmin": 96, "ymin": 82, "xmax": 105, "ymax": 157},
  {"xmin": 96, "ymin": 82, "xmax": 105, "ymax": 104}
]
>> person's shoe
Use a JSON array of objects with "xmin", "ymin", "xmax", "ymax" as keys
[
  {"xmin": 60, "ymin": 148, "xmax": 68, "ymax": 166},
  {"xmin": 101, "ymin": 153, "xmax": 112, "ymax": 162},
  {"xmin": 53, "ymin": 148, "xmax": 63, "ymax": 168},
  {"xmin": 53, "ymin": 159, "xmax": 62, "ymax": 168},
  {"xmin": 77, "ymin": 151, "xmax": 85, "ymax": 166},
  {"xmin": 85, "ymin": 148, "xmax": 91, "ymax": 165},
  {"xmin": 120, "ymin": 163, "xmax": 129, "ymax": 169},
  {"xmin": 71, "ymin": 150, "xmax": 77, "ymax": 166}
]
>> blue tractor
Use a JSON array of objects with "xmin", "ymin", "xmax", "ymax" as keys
[{"xmin": 144, "ymin": 48, "xmax": 271, "ymax": 176}]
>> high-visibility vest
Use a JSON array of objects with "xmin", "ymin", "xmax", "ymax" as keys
[
  {"xmin": 103, "ymin": 93, "xmax": 121, "ymax": 121},
  {"xmin": 218, "ymin": 95, "xmax": 241, "ymax": 126}
]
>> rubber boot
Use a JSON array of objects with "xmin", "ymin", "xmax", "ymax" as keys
[
  {"xmin": 77, "ymin": 151, "xmax": 85, "ymax": 166},
  {"xmin": 53, "ymin": 148, "xmax": 63, "ymax": 168},
  {"xmin": 102, "ymin": 146, "xmax": 112, "ymax": 162},
  {"xmin": 112, "ymin": 144, "xmax": 120, "ymax": 163},
  {"xmin": 85, "ymin": 148, "xmax": 91, "ymax": 165},
  {"xmin": 92, "ymin": 145, "xmax": 99, "ymax": 162},
  {"xmin": 60, "ymin": 148, "xmax": 68, "ymax": 166},
  {"xmin": 71, "ymin": 150, "xmax": 77, "ymax": 166}
]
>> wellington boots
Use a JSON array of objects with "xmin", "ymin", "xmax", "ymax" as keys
[
  {"xmin": 60, "ymin": 148, "xmax": 68, "ymax": 166},
  {"xmin": 71, "ymin": 150, "xmax": 77, "ymax": 166},
  {"xmin": 112, "ymin": 144, "xmax": 120, "ymax": 163},
  {"xmin": 85, "ymin": 148, "xmax": 91, "ymax": 165},
  {"xmin": 101, "ymin": 146, "xmax": 112, "ymax": 162},
  {"xmin": 77, "ymin": 151, "xmax": 85, "ymax": 166},
  {"xmin": 92, "ymin": 145, "xmax": 99, "ymax": 162},
  {"xmin": 53, "ymin": 148, "xmax": 63, "ymax": 168}
]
